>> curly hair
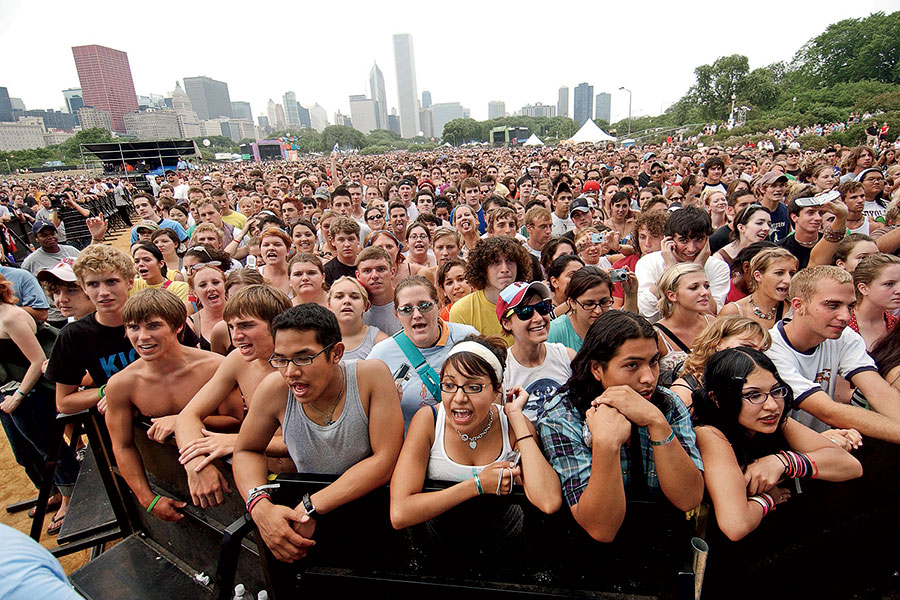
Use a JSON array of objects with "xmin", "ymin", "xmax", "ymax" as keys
[
  {"xmin": 464, "ymin": 237, "xmax": 531, "ymax": 290},
  {"xmin": 0, "ymin": 274, "xmax": 18, "ymax": 305},
  {"xmin": 74, "ymin": 244, "xmax": 136, "ymax": 285}
]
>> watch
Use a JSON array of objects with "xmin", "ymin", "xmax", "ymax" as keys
[{"xmin": 301, "ymin": 492, "xmax": 318, "ymax": 519}]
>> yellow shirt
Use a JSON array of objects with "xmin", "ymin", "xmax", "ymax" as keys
[
  {"xmin": 130, "ymin": 278, "xmax": 191, "ymax": 303},
  {"xmin": 221, "ymin": 210, "xmax": 248, "ymax": 230},
  {"xmin": 448, "ymin": 289, "xmax": 513, "ymax": 347}
]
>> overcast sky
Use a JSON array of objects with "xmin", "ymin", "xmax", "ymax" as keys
[{"xmin": 1, "ymin": 0, "xmax": 893, "ymax": 127}]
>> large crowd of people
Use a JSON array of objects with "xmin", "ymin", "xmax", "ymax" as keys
[{"xmin": 1, "ymin": 133, "xmax": 899, "ymax": 569}]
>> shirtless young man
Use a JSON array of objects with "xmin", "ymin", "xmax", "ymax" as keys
[
  {"xmin": 105, "ymin": 289, "xmax": 244, "ymax": 522},
  {"xmin": 233, "ymin": 304, "xmax": 403, "ymax": 562},
  {"xmin": 175, "ymin": 285, "xmax": 292, "ymax": 508}
]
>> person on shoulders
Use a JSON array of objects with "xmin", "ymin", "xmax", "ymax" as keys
[
  {"xmin": 176, "ymin": 285, "xmax": 292, "ymax": 508},
  {"xmin": 105, "ymin": 289, "xmax": 243, "ymax": 522},
  {"xmin": 692, "ymin": 348, "xmax": 862, "ymax": 541},
  {"xmin": 233, "ymin": 304, "xmax": 403, "ymax": 562}
]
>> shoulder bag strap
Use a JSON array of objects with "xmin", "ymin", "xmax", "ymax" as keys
[{"xmin": 392, "ymin": 330, "xmax": 441, "ymax": 400}]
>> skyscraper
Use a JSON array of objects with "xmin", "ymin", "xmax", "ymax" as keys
[
  {"xmin": 595, "ymin": 92, "xmax": 611, "ymax": 123},
  {"xmin": 369, "ymin": 63, "xmax": 388, "ymax": 131},
  {"xmin": 310, "ymin": 104, "xmax": 327, "ymax": 133},
  {"xmin": 573, "ymin": 82, "xmax": 593, "ymax": 126},
  {"xmin": 393, "ymin": 33, "xmax": 420, "ymax": 138},
  {"xmin": 558, "ymin": 86, "xmax": 569, "ymax": 118},
  {"xmin": 71, "ymin": 45, "xmax": 139, "ymax": 133},
  {"xmin": 0, "ymin": 87, "xmax": 12, "ymax": 122},
  {"xmin": 488, "ymin": 101, "xmax": 506, "ymax": 120},
  {"xmin": 283, "ymin": 92, "xmax": 300, "ymax": 128},
  {"xmin": 431, "ymin": 102, "xmax": 466, "ymax": 140},
  {"xmin": 421, "ymin": 91, "xmax": 432, "ymax": 109},
  {"xmin": 231, "ymin": 101, "xmax": 252, "ymax": 121},
  {"xmin": 63, "ymin": 88, "xmax": 84, "ymax": 114},
  {"xmin": 183, "ymin": 76, "xmax": 232, "ymax": 121},
  {"xmin": 297, "ymin": 104, "xmax": 311, "ymax": 129},
  {"xmin": 349, "ymin": 95, "xmax": 379, "ymax": 135}
]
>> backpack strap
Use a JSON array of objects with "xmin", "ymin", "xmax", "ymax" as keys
[
  {"xmin": 654, "ymin": 323, "xmax": 692, "ymax": 353},
  {"xmin": 392, "ymin": 330, "xmax": 441, "ymax": 401}
]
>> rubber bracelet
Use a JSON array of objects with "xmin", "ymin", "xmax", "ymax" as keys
[
  {"xmin": 146, "ymin": 494, "xmax": 162, "ymax": 513},
  {"xmin": 650, "ymin": 430, "xmax": 676, "ymax": 446},
  {"xmin": 473, "ymin": 473, "xmax": 484, "ymax": 496},
  {"xmin": 247, "ymin": 493, "xmax": 270, "ymax": 515},
  {"xmin": 749, "ymin": 495, "xmax": 769, "ymax": 516},
  {"xmin": 515, "ymin": 434, "xmax": 534, "ymax": 444},
  {"xmin": 15, "ymin": 389, "xmax": 27, "ymax": 397},
  {"xmin": 98, "ymin": 384, "xmax": 106, "ymax": 400}
]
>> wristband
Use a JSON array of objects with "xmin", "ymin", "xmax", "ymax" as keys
[
  {"xmin": 748, "ymin": 495, "xmax": 770, "ymax": 517},
  {"xmin": 650, "ymin": 430, "xmax": 676, "ymax": 446},
  {"xmin": 15, "ymin": 388, "xmax": 27, "ymax": 397},
  {"xmin": 473, "ymin": 473, "xmax": 484, "ymax": 496},
  {"xmin": 98, "ymin": 384, "xmax": 106, "ymax": 400},
  {"xmin": 147, "ymin": 494, "xmax": 162, "ymax": 513},
  {"xmin": 246, "ymin": 493, "xmax": 270, "ymax": 515},
  {"xmin": 515, "ymin": 434, "xmax": 534, "ymax": 444}
]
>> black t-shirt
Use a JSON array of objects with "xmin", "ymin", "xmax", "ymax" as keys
[
  {"xmin": 638, "ymin": 172, "xmax": 651, "ymax": 188},
  {"xmin": 778, "ymin": 233, "xmax": 818, "ymax": 270},
  {"xmin": 709, "ymin": 224, "xmax": 732, "ymax": 254},
  {"xmin": 324, "ymin": 257, "xmax": 357, "ymax": 287},
  {"xmin": 46, "ymin": 312, "xmax": 201, "ymax": 387}
]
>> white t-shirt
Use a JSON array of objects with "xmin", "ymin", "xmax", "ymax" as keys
[
  {"xmin": 765, "ymin": 321, "xmax": 877, "ymax": 432},
  {"xmin": 503, "ymin": 343, "xmax": 572, "ymax": 423},
  {"xmin": 551, "ymin": 213, "xmax": 574, "ymax": 237},
  {"xmin": 634, "ymin": 251, "xmax": 731, "ymax": 320}
]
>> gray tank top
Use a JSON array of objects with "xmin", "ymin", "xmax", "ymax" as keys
[
  {"xmin": 283, "ymin": 360, "xmax": 372, "ymax": 475},
  {"xmin": 342, "ymin": 326, "xmax": 380, "ymax": 362}
]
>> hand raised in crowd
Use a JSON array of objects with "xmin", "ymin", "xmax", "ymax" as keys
[
  {"xmin": 620, "ymin": 270, "xmax": 639, "ymax": 297},
  {"xmin": 86, "ymin": 214, "xmax": 107, "ymax": 241},
  {"xmin": 148, "ymin": 495, "xmax": 187, "ymax": 522},
  {"xmin": 821, "ymin": 428, "xmax": 863, "ymax": 451},
  {"xmin": 148, "ymin": 415, "xmax": 179, "ymax": 442},
  {"xmin": 503, "ymin": 385, "xmax": 529, "ymax": 416},
  {"xmin": 744, "ymin": 454, "xmax": 787, "ymax": 495},
  {"xmin": 179, "ymin": 429, "xmax": 238, "ymax": 471}
]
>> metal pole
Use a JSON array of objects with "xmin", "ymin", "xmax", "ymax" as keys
[{"xmin": 619, "ymin": 87, "xmax": 633, "ymax": 137}]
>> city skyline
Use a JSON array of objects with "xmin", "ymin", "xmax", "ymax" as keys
[{"xmin": 0, "ymin": 1, "xmax": 887, "ymax": 131}]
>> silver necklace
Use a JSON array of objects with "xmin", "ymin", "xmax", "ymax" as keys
[
  {"xmin": 306, "ymin": 365, "xmax": 344, "ymax": 425},
  {"xmin": 455, "ymin": 407, "xmax": 494, "ymax": 449}
]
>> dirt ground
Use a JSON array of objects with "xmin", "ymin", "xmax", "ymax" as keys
[{"xmin": 0, "ymin": 228, "xmax": 132, "ymax": 574}]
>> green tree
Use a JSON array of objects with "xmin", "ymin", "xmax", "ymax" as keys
[
  {"xmin": 694, "ymin": 54, "xmax": 750, "ymax": 119},
  {"xmin": 740, "ymin": 67, "xmax": 780, "ymax": 111},
  {"xmin": 321, "ymin": 125, "xmax": 366, "ymax": 150},
  {"xmin": 441, "ymin": 118, "xmax": 482, "ymax": 145}
]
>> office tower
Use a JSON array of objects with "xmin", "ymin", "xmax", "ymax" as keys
[
  {"xmin": 419, "ymin": 108, "xmax": 433, "ymax": 138},
  {"xmin": 63, "ymin": 88, "xmax": 84, "ymax": 115},
  {"xmin": 231, "ymin": 101, "xmax": 252, "ymax": 121},
  {"xmin": 0, "ymin": 87, "xmax": 14, "ymax": 122},
  {"xmin": 573, "ymin": 82, "xmax": 593, "ymax": 126},
  {"xmin": 422, "ymin": 91, "xmax": 432, "ymax": 109},
  {"xmin": 387, "ymin": 109, "xmax": 400, "ymax": 136},
  {"xmin": 558, "ymin": 86, "xmax": 569, "ymax": 118},
  {"xmin": 369, "ymin": 63, "xmax": 388, "ymax": 130},
  {"xmin": 349, "ymin": 95, "xmax": 378, "ymax": 134},
  {"xmin": 76, "ymin": 107, "xmax": 113, "ymax": 132},
  {"xmin": 430, "ymin": 102, "xmax": 465, "ymax": 140},
  {"xmin": 309, "ymin": 104, "xmax": 327, "ymax": 133},
  {"xmin": 267, "ymin": 99, "xmax": 286, "ymax": 131},
  {"xmin": 520, "ymin": 103, "xmax": 555, "ymax": 118},
  {"xmin": 9, "ymin": 98, "xmax": 25, "ymax": 111},
  {"xmin": 393, "ymin": 33, "xmax": 420, "ymax": 138},
  {"xmin": 595, "ymin": 93, "xmax": 612, "ymax": 123},
  {"xmin": 257, "ymin": 115, "xmax": 270, "ymax": 134},
  {"xmin": 283, "ymin": 91, "xmax": 300, "ymax": 128},
  {"xmin": 123, "ymin": 110, "xmax": 181, "ymax": 140},
  {"xmin": 71, "ymin": 45, "xmax": 139, "ymax": 132},
  {"xmin": 183, "ymin": 76, "xmax": 233, "ymax": 121},
  {"xmin": 488, "ymin": 101, "xmax": 506, "ymax": 120},
  {"xmin": 297, "ymin": 104, "xmax": 311, "ymax": 129}
]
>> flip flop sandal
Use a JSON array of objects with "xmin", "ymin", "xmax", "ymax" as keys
[
  {"xmin": 28, "ymin": 496, "xmax": 63, "ymax": 519},
  {"xmin": 46, "ymin": 514, "xmax": 65, "ymax": 536}
]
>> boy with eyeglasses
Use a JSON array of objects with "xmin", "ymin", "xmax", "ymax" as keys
[{"xmin": 233, "ymin": 304, "xmax": 403, "ymax": 562}]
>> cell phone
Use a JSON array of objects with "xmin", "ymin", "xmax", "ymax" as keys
[
  {"xmin": 393, "ymin": 364, "xmax": 412, "ymax": 385},
  {"xmin": 795, "ymin": 189, "xmax": 839, "ymax": 207},
  {"xmin": 504, "ymin": 449, "xmax": 522, "ymax": 468},
  {"xmin": 591, "ymin": 232, "xmax": 607, "ymax": 244},
  {"xmin": 609, "ymin": 268, "xmax": 629, "ymax": 283}
]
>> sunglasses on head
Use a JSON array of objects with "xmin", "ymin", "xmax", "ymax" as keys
[{"xmin": 509, "ymin": 298, "xmax": 552, "ymax": 321}]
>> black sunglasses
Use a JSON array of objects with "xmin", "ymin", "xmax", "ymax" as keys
[{"xmin": 511, "ymin": 298, "xmax": 552, "ymax": 321}]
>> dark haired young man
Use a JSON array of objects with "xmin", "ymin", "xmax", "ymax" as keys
[
  {"xmin": 233, "ymin": 304, "xmax": 403, "ymax": 562},
  {"xmin": 701, "ymin": 156, "xmax": 726, "ymax": 195},
  {"xmin": 129, "ymin": 193, "xmax": 188, "ymax": 244},
  {"xmin": 634, "ymin": 206, "xmax": 730, "ymax": 320}
]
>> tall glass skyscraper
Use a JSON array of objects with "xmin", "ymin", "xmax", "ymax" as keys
[{"xmin": 393, "ymin": 33, "xmax": 420, "ymax": 139}]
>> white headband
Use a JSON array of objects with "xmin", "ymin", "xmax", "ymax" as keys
[{"xmin": 446, "ymin": 341, "xmax": 503, "ymax": 382}]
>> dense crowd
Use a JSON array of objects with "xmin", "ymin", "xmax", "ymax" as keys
[{"xmin": 1, "ymin": 135, "xmax": 900, "ymax": 578}]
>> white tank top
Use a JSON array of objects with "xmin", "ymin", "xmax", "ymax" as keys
[{"xmin": 426, "ymin": 403, "xmax": 512, "ymax": 482}]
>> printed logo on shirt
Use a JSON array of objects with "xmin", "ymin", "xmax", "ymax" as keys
[
  {"xmin": 99, "ymin": 349, "xmax": 139, "ymax": 379},
  {"xmin": 525, "ymin": 378, "xmax": 564, "ymax": 421},
  {"xmin": 814, "ymin": 368, "xmax": 833, "ymax": 392}
]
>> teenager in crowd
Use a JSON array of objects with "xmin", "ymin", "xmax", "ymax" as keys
[
  {"xmin": 405, "ymin": 222, "xmax": 435, "ymax": 269},
  {"xmin": 436, "ymin": 259, "xmax": 472, "ymax": 321},
  {"xmin": 453, "ymin": 205, "xmax": 481, "ymax": 258},
  {"xmin": 288, "ymin": 253, "xmax": 328, "ymax": 307},
  {"xmin": 291, "ymin": 219, "xmax": 319, "ymax": 256},
  {"xmin": 833, "ymin": 233, "xmax": 879, "ymax": 273},
  {"xmin": 150, "ymin": 228, "xmax": 186, "ymax": 281},
  {"xmin": 714, "ymin": 205, "xmax": 772, "ymax": 269},
  {"xmin": 547, "ymin": 254, "xmax": 585, "ymax": 315},
  {"xmin": 719, "ymin": 248, "xmax": 798, "ymax": 329},
  {"xmin": 692, "ymin": 348, "xmax": 862, "ymax": 541},
  {"xmin": 130, "ymin": 241, "xmax": 190, "ymax": 304},
  {"xmin": 539, "ymin": 310, "xmax": 704, "ymax": 542},
  {"xmin": 390, "ymin": 336, "xmax": 561, "ymax": 530},
  {"xmin": 186, "ymin": 264, "xmax": 227, "ymax": 351},
  {"xmin": 848, "ymin": 253, "xmax": 900, "ymax": 349},
  {"xmin": 366, "ymin": 230, "xmax": 423, "ymax": 287},
  {"xmin": 547, "ymin": 266, "xmax": 614, "ymax": 352},
  {"xmin": 653, "ymin": 263, "xmax": 714, "ymax": 373},
  {"xmin": 36, "ymin": 259, "xmax": 94, "ymax": 323},
  {"xmin": 257, "ymin": 227, "xmax": 292, "ymax": 295},
  {"xmin": 604, "ymin": 192, "xmax": 636, "ymax": 245},
  {"xmin": 328, "ymin": 276, "xmax": 387, "ymax": 362}
]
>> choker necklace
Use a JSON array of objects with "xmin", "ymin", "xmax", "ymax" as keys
[
  {"xmin": 749, "ymin": 296, "xmax": 776, "ymax": 320},
  {"xmin": 794, "ymin": 236, "xmax": 817, "ymax": 248},
  {"xmin": 455, "ymin": 407, "xmax": 494, "ymax": 449},
  {"xmin": 306, "ymin": 365, "xmax": 344, "ymax": 425}
]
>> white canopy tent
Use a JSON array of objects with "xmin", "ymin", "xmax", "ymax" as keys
[
  {"xmin": 567, "ymin": 119, "xmax": 617, "ymax": 144},
  {"xmin": 522, "ymin": 133, "xmax": 544, "ymax": 146}
]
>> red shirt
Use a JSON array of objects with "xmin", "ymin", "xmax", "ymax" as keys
[
  {"xmin": 611, "ymin": 254, "xmax": 640, "ymax": 299},
  {"xmin": 848, "ymin": 311, "xmax": 898, "ymax": 335}
]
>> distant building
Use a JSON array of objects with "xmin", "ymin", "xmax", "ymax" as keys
[
  {"xmin": 387, "ymin": 110, "xmax": 401, "ymax": 136},
  {"xmin": 10, "ymin": 98, "xmax": 25, "ymax": 111},
  {"xmin": 231, "ymin": 101, "xmax": 252, "ymax": 121},
  {"xmin": 76, "ymin": 106, "xmax": 113, "ymax": 132},
  {"xmin": 309, "ymin": 104, "xmax": 327, "ymax": 133},
  {"xmin": 267, "ymin": 100, "xmax": 286, "ymax": 131},
  {"xmin": 72, "ymin": 44, "xmax": 139, "ymax": 132},
  {"xmin": 297, "ymin": 104, "xmax": 311, "ymax": 129},
  {"xmin": 283, "ymin": 91, "xmax": 300, "ymax": 128},
  {"xmin": 349, "ymin": 95, "xmax": 378, "ymax": 135},
  {"xmin": 123, "ymin": 109, "xmax": 182, "ymax": 140},
  {"xmin": 170, "ymin": 82, "xmax": 200, "ymax": 138},
  {"xmin": 422, "ymin": 90, "xmax": 432, "ymax": 109},
  {"xmin": 63, "ymin": 88, "xmax": 84, "ymax": 116},
  {"xmin": 419, "ymin": 108, "xmax": 433, "ymax": 138},
  {"xmin": 558, "ymin": 86, "xmax": 569, "ymax": 118},
  {"xmin": 431, "ymin": 102, "xmax": 465, "ymax": 140},
  {"xmin": 183, "ymin": 76, "xmax": 232, "ymax": 120},
  {"xmin": 257, "ymin": 115, "xmax": 270, "ymax": 134},
  {"xmin": 488, "ymin": 101, "xmax": 506, "ymax": 120},
  {"xmin": 595, "ymin": 92, "xmax": 611, "ymax": 123},
  {"xmin": 0, "ymin": 87, "xmax": 12, "ymax": 122},
  {"xmin": 11, "ymin": 109, "xmax": 76, "ymax": 131},
  {"xmin": 199, "ymin": 120, "xmax": 223, "ymax": 137},
  {"xmin": 43, "ymin": 130, "xmax": 75, "ymax": 146},
  {"xmin": 0, "ymin": 119, "xmax": 46, "ymax": 151},
  {"xmin": 393, "ymin": 33, "xmax": 420, "ymax": 138},
  {"xmin": 573, "ymin": 82, "xmax": 593, "ymax": 126},
  {"xmin": 369, "ymin": 63, "xmax": 388, "ymax": 130},
  {"xmin": 521, "ymin": 103, "xmax": 555, "ymax": 118},
  {"xmin": 333, "ymin": 111, "xmax": 351, "ymax": 128}
]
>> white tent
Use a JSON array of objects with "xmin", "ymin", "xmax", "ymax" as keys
[
  {"xmin": 568, "ymin": 119, "xmax": 617, "ymax": 144},
  {"xmin": 522, "ymin": 133, "xmax": 544, "ymax": 146}
]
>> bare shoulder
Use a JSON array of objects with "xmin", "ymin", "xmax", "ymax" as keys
[{"xmin": 355, "ymin": 358, "xmax": 393, "ymax": 387}]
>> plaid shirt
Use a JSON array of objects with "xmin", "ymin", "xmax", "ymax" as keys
[{"xmin": 537, "ymin": 387, "xmax": 703, "ymax": 508}]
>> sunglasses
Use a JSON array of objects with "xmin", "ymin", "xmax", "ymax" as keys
[
  {"xmin": 509, "ymin": 298, "xmax": 552, "ymax": 321},
  {"xmin": 396, "ymin": 300, "xmax": 436, "ymax": 316}
]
